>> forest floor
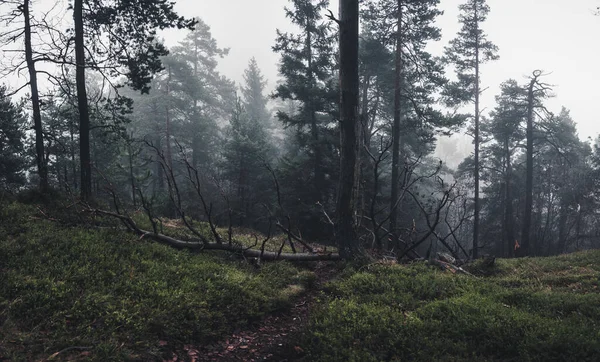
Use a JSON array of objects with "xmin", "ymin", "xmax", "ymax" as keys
[
  {"xmin": 187, "ymin": 262, "xmax": 338, "ymax": 362},
  {"xmin": 1, "ymin": 198, "xmax": 600, "ymax": 361}
]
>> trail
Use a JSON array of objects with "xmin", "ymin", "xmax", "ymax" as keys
[{"xmin": 164, "ymin": 261, "xmax": 338, "ymax": 362}]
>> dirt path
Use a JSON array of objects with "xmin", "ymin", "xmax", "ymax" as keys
[{"xmin": 165, "ymin": 261, "xmax": 337, "ymax": 362}]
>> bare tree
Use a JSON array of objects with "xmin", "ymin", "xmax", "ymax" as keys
[{"xmin": 0, "ymin": 0, "xmax": 58, "ymax": 190}]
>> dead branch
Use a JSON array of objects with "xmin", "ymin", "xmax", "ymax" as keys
[
  {"xmin": 397, "ymin": 182, "xmax": 457, "ymax": 259},
  {"xmin": 264, "ymin": 162, "xmax": 314, "ymax": 253},
  {"xmin": 84, "ymin": 206, "xmax": 339, "ymax": 261},
  {"xmin": 325, "ymin": 9, "xmax": 341, "ymax": 25}
]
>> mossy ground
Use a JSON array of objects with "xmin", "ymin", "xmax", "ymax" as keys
[
  {"xmin": 0, "ymin": 201, "xmax": 310, "ymax": 361},
  {"xmin": 304, "ymin": 254, "xmax": 600, "ymax": 362},
  {"xmin": 2, "ymin": 199, "xmax": 599, "ymax": 361}
]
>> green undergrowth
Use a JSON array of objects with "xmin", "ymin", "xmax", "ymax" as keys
[
  {"xmin": 0, "ymin": 201, "xmax": 312, "ymax": 361},
  {"xmin": 305, "ymin": 253, "xmax": 600, "ymax": 362}
]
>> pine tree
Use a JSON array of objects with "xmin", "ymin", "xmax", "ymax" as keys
[
  {"xmin": 519, "ymin": 70, "xmax": 551, "ymax": 257},
  {"xmin": 273, "ymin": 0, "xmax": 339, "ymax": 238},
  {"xmin": 0, "ymin": 85, "xmax": 27, "ymax": 189},
  {"xmin": 363, "ymin": 0, "xmax": 452, "ymax": 250},
  {"xmin": 222, "ymin": 59, "xmax": 273, "ymax": 225},
  {"xmin": 335, "ymin": 0, "xmax": 360, "ymax": 257},
  {"xmin": 445, "ymin": 0, "xmax": 499, "ymax": 258},
  {"xmin": 169, "ymin": 18, "xmax": 236, "ymax": 169},
  {"xmin": 273, "ymin": 0, "xmax": 338, "ymax": 205},
  {"xmin": 242, "ymin": 58, "xmax": 271, "ymax": 128},
  {"xmin": 72, "ymin": 0, "xmax": 196, "ymax": 201},
  {"xmin": 482, "ymin": 79, "xmax": 526, "ymax": 257},
  {"xmin": 0, "ymin": 1, "xmax": 51, "ymax": 191}
]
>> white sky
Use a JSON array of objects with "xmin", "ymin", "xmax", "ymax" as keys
[
  {"xmin": 161, "ymin": 0, "xmax": 600, "ymax": 142},
  {"xmin": 3, "ymin": 0, "xmax": 598, "ymax": 150}
]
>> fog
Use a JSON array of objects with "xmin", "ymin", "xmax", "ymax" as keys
[{"xmin": 156, "ymin": 0, "xmax": 600, "ymax": 168}]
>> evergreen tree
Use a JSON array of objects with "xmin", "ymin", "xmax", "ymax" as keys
[
  {"xmin": 0, "ymin": 85, "xmax": 27, "ymax": 189},
  {"xmin": 444, "ymin": 0, "xmax": 499, "ymax": 258},
  {"xmin": 222, "ymin": 59, "xmax": 273, "ymax": 225},
  {"xmin": 241, "ymin": 57, "xmax": 271, "ymax": 129},
  {"xmin": 273, "ymin": 0, "xmax": 339, "ymax": 238},
  {"xmin": 72, "ymin": 0, "xmax": 196, "ymax": 201},
  {"xmin": 0, "ymin": 1, "xmax": 49, "ymax": 191},
  {"xmin": 336, "ymin": 0, "xmax": 360, "ymax": 257},
  {"xmin": 481, "ymin": 79, "xmax": 526, "ymax": 257},
  {"xmin": 169, "ymin": 19, "xmax": 236, "ymax": 169},
  {"xmin": 363, "ymin": 0, "xmax": 454, "ymax": 250},
  {"xmin": 519, "ymin": 70, "xmax": 552, "ymax": 257}
]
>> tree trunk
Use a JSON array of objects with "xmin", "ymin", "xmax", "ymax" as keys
[
  {"xmin": 355, "ymin": 73, "xmax": 370, "ymax": 232},
  {"xmin": 473, "ymin": 1, "xmax": 481, "ymax": 259},
  {"xmin": 74, "ymin": 0, "xmax": 92, "ymax": 201},
  {"xmin": 306, "ymin": 29, "xmax": 324, "ymax": 204},
  {"xmin": 389, "ymin": 0, "xmax": 403, "ymax": 251},
  {"xmin": 69, "ymin": 118, "xmax": 78, "ymax": 190},
  {"xmin": 556, "ymin": 203, "xmax": 568, "ymax": 255},
  {"xmin": 336, "ymin": 0, "xmax": 360, "ymax": 258},
  {"xmin": 22, "ymin": 0, "xmax": 48, "ymax": 192},
  {"xmin": 519, "ymin": 75, "xmax": 536, "ymax": 257},
  {"xmin": 503, "ymin": 136, "xmax": 515, "ymax": 257},
  {"xmin": 165, "ymin": 64, "xmax": 173, "ymax": 169},
  {"xmin": 89, "ymin": 207, "xmax": 339, "ymax": 261},
  {"xmin": 128, "ymin": 142, "xmax": 136, "ymax": 207}
]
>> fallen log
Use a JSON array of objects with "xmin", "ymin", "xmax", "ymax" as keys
[
  {"xmin": 140, "ymin": 230, "xmax": 340, "ymax": 261},
  {"xmin": 89, "ymin": 208, "xmax": 341, "ymax": 262}
]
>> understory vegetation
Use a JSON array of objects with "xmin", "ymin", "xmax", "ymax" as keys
[
  {"xmin": 0, "ymin": 201, "xmax": 311, "ymax": 361},
  {"xmin": 1, "ymin": 200, "xmax": 599, "ymax": 361},
  {"xmin": 306, "ymin": 253, "xmax": 600, "ymax": 362}
]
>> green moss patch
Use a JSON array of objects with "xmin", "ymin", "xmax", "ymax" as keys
[
  {"xmin": 0, "ymin": 202, "xmax": 308, "ymax": 361},
  {"xmin": 305, "ymin": 252, "xmax": 600, "ymax": 362}
]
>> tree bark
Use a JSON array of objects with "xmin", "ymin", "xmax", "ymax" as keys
[
  {"xmin": 128, "ymin": 142, "xmax": 136, "ymax": 207},
  {"xmin": 556, "ymin": 203, "xmax": 568, "ymax": 254},
  {"xmin": 389, "ymin": 0, "xmax": 403, "ymax": 251},
  {"xmin": 336, "ymin": 0, "xmax": 360, "ymax": 258},
  {"xmin": 91, "ymin": 208, "xmax": 340, "ymax": 261},
  {"xmin": 74, "ymin": 0, "xmax": 92, "ymax": 201},
  {"xmin": 165, "ymin": 64, "xmax": 173, "ymax": 169},
  {"xmin": 22, "ymin": 0, "xmax": 48, "ymax": 192},
  {"xmin": 503, "ymin": 135, "xmax": 515, "ymax": 257}
]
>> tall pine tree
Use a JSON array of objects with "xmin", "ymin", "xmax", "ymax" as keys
[
  {"xmin": 273, "ymin": 0, "xmax": 339, "ymax": 238},
  {"xmin": 222, "ymin": 58, "xmax": 273, "ymax": 226},
  {"xmin": 445, "ymin": 0, "xmax": 499, "ymax": 258}
]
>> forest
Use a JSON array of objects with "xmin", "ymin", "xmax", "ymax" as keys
[{"xmin": 1, "ymin": 0, "xmax": 599, "ymax": 361}]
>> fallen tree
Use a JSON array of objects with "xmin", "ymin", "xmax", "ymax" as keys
[
  {"xmin": 86, "ymin": 208, "xmax": 341, "ymax": 262},
  {"xmin": 84, "ymin": 143, "xmax": 341, "ymax": 262}
]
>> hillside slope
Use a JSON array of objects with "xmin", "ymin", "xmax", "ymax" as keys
[
  {"xmin": 0, "ymin": 202, "xmax": 311, "ymax": 361},
  {"xmin": 304, "ymin": 252, "xmax": 600, "ymax": 361},
  {"xmin": 2, "ymin": 201, "xmax": 599, "ymax": 361}
]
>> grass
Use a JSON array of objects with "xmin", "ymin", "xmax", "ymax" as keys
[
  {"xmin": 0, "ymin": 201, "xmax": 310, "ymax": 361},
  {"xmin": 3, "ymin": 197, "xmax": 600, "ymax": 361},
  {"xmin": 304, "ymin": 254, "xmax": 600, "ymax": 362}
]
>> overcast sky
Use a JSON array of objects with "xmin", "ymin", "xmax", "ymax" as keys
[{"xmin": 161, "ymin": 0, "xmax": 600, "ymax": 143}]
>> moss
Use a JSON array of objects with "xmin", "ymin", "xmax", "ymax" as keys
[
  {"xmin": 0, "ymin": 201, "xmax": 304, "ymax": 361},
  {"xmin": 305, "ymin": 250, "xmax": 600, "ymax": 362}
]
